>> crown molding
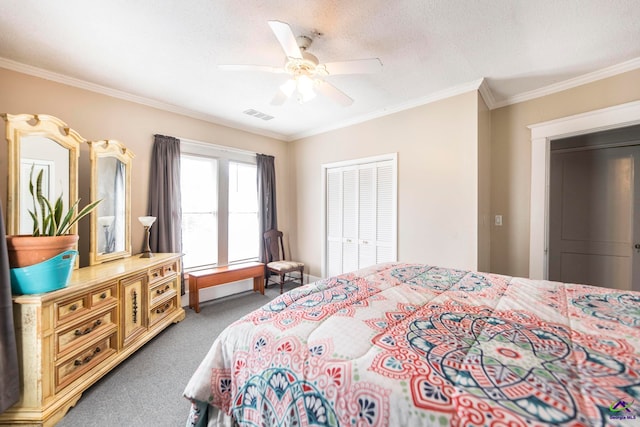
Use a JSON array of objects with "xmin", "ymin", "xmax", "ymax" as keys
[
  {"xmin": 477, "ymin": 78, "xmax": 496, "ymax": 110},
  {"xmin": 288, "ymin": 78, "xmax": 485, "ymax": 141},
  {"xmin": 0, "ymin": 57, "xmax": 288, "ymax": 141},
  {"xmin": 492, "ymin": 56, "xmax": 640, "ymax": 109},
  {"xmin": 4, "ymin": 54, "xmax": 638, "ymax": 141}
]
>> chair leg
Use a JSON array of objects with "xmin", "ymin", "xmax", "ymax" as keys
[
  {"xmin": 280, "ymin": 274, "xmax": 285, "ymax": 294},
  {"xmin": 299, "ymin": 267, "xmax": 304, "ymax": 286}
]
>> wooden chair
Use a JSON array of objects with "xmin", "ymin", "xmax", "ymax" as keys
[{"xmin": 264, "ymin": 229, "xmax": 304, "ymax": 294}]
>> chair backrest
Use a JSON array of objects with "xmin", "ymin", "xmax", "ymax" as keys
[{"xmin": 264, "ymin": 229, "xmax": 286, "ymax": 263}]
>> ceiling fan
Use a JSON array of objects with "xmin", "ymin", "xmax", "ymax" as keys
[{"xmin": 219, "ymin": 20, "xmax": 382, "ymax": 106}]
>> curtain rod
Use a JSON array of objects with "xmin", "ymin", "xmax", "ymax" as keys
[{"xmin": 177, "ymin": 136, "xmax": 256, "ymax": 156}]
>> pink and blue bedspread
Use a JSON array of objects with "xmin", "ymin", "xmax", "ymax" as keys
[{"xmin": 183, "ymin": 263, "xmax": 640, "ymax": 426}]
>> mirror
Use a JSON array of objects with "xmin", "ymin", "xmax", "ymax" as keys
[
  {"xmin": 88, "ymin": 140, "xmax": 134, "ymax": 265},
  {"xmin": 2, "ymin": 113, "xmax": 81, "ymax": 236}
]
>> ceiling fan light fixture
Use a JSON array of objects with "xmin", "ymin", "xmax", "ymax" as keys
[
  {"xmin": 224, "ymin": 20, "xmax": 381, "ymax": 106},
  {"xmin": 296, "ymin": 74, "xmax": 317, "ymax": 103},
  {"xmin": 279, "ymin": 79, "xmax": 297, "ymax": 97}
]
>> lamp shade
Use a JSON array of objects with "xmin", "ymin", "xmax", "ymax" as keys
[
  {"xmin": 138, "ymin": 216, "xmax": 156, "ymax": 227},
  {"xmin": 98, "ymin": 216, "xmax": 115, "ymax": 227}
]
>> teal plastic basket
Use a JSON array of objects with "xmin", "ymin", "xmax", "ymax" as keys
[{"xmin": 10, "ymin": 250, "xmax": 78, "ymax": 295}]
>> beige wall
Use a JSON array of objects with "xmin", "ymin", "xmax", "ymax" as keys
[
  {"xmin": 0, "ymin": 67, "xmax": 289, "ymax": 267},
  {"xmin": 291, "ymin": 91, "xmax": 482, "ymax": 277},
  {"xmin": 4, "ymin": 64, "xmax": 639, "ymax": 279},
  {"xmin": 292, "ymin": 68, "xmax": 640, "ymax": 280},
  {"xmin": 477, "ymin": 95, "xmax": 491, "ymax": 272},
  {"xmin": 490, "ymin": 68, "xmax": 640, "ymax": 277}
]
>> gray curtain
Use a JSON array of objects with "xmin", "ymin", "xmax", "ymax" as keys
[
  {"xmin": 0, "ymin": 201, "xmax": 19, "ymax": 413},
  {"xmin": 148, "ymin": 135, "xmax": 183, "ymax": 291},
  {"xmin": 257, "ymin": 154, "xmax": 277, "ymax": 263}
]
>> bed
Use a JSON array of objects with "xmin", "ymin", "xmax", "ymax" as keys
[{"xmin": 183, "ymin": 262, "xmax": 640, "ymax": 426}]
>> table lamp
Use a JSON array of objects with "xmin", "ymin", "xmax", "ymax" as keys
[{"xmin": 138, "ymin": 216, "xmax": 156, "ymax": 258}]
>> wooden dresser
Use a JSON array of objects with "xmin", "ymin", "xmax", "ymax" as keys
[{"xmin": 0, "ymin": 253, "xmax": 185, "ymax": 427}]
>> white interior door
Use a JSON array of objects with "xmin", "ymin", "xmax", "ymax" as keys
[
  {"xmin": 549, "ymin": 145, "xmax": 640, "ymax": 290},
  {"xmin": 324, "ymin": 155, "xmax": 397, "ymax": 277}
]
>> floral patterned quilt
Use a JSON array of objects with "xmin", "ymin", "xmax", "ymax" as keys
[{"xmin": 183, "ymin": 263, "xmax": 640, "ymax": 427}]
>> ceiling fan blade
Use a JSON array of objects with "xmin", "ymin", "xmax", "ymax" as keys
[
  {"xmin": 268, "ymin": 20, "xmax": 303, "ymax": 59},
  {"xmin": 316, "ymin": 81, "xmax": 354, "ymax": 106},
  {"xmin": 219, "ymin": 64, "xmax": 285, "ymax": 73},
  {"xmin": 322, "ymin": 58, "xmax": 383, "ymax": 75}
]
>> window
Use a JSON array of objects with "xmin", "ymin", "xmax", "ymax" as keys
[
  {"xmin": 180, "ymin": 141, "xmax": 258, "ymax": 270},
  {"xmin": 180, "ymin": 155, "xmax": 218, "ymax": 268},
  {"xmin": 228, "ymin": 162, "xmax": 258, "ymax": 263}
]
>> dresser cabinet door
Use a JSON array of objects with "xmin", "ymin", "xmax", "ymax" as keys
[{"xmin": 120, "ymin": 273, "xmax": 147, "ymax": 348}]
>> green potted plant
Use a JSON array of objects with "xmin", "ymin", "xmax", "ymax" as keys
[{"xmin": 6, "ymin": 166, "xmax": 101, "ymax": 268}]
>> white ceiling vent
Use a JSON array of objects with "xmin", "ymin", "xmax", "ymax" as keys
[{"xmin": 243, "ymin": 109, "xmax": 274, "ymax": 121}]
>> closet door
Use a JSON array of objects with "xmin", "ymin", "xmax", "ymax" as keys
[
  {"xmin": 324, "ymin": 156, "xmax": 397, "ymax": 277},
  {"xmin": 326, "ymin": 169, "xmax": 343, "ymax": 277},
  {"xmin": 375, "ymin": 161, "xmax": 395, "ymax": 264},
  {"xmin": 358, "ymin": 166, "xmax": 376, "ymax": 267},
  {"xmin": 342, "ymin": 167, "xmax": 359, "ymax": 273}
]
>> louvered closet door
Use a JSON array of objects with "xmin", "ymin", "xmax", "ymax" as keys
[
  {"xmin": 358, "ymin": 166, "xmax": 376, "ymax": 268},
  {"xmin": 325, "ymin": 157, "xmax": 396, "ymax": 276},
  {"xmin": 326, "ymin": 169, "xmax": 343, "ymax": 277},
  {"xmin": 375, "ymin": 161, "xmax": 395, "ymax": 264},
  {"xmin": 342, "ymin": 167, "xmax": 359, "ymax": 273}
]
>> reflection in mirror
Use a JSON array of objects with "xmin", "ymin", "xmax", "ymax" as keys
[
  {"xmin": 19, "ymin": 136, "xmax": 70, "ymax": 233},
  {"xmin": 2, "ymin": 113, "xmax": 81, "ymax": 237},
  {"xmin": 97, "ymin": 157, "xmax": 125, "ymax": 253},
  {"xmin": 89, "ymin": 140, "xmax": 134, "ymax": 265}
]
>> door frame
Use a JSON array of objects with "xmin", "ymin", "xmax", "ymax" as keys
[{"xmin": 528, "ymin": 100, "xmax": 640, "ymax": 279}]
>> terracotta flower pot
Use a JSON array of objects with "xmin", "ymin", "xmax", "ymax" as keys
[{"xmin": 6, "ymin": 234, "xmax": 79, "ymax": 268}]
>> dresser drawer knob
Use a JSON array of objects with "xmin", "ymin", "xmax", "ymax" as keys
[
  {"xmin": 74, "ymin": 319, "xmax": 103, "ymax": 336},
  {"xmin": 155, "ymin": 303, "xmax": 171, "ymax": 314},
  {"xmin": 100, "ymin": 292, "xmax": 107, "ymax": 299},
  {"xmin": 69, "ymin": 304, "xmax": 78, "ymax": 311},
  {"xmin": 156, "ymin": 285, "xmax": 171, "ymax": 295},
  {"xmin": 73, "ymin": 347, "xmax": 101, "ymax": 366}
]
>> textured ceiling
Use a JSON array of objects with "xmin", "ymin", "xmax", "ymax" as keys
[{"xmin": 1, "ymin": 0, "xmax": 639, "ymax": 141}]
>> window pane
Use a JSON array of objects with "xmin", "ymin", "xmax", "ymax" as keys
[
  {"xmin": 228, "ymin": 162, "xmax": 258, "ymax": 262},
  {"xmin": 181, "ymin": 156, "xmax": 217, "ymax": 268}
]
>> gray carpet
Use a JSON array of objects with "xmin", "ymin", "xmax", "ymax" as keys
[{"xmin": 57, "ymin": 281, "xmax": 298, "ymax": 427}]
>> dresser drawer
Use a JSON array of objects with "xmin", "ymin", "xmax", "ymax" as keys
[
  {"xmin": 149, "ymin": 277, "xmax": 178, "ymax": 307},
  {"xmin": 91, "ymin": 282, "xmax": 117, "ymax": 308},
  {"xmin": 148, "ymin": 260, "xmax": 179, "ymax": 286},
  {"xmin": 149, "ymin": 296, "xmax": 177, "ymax": 327},
  {"xmin": 55, "ymin": 307, "xmax": 117, "ymax": 359},
  {"xmin": 55, "ymin": 294, "xmax": 90, "ymax": 326},
  {"xmin": 55, "ymin": 332, "xmax": 117, "ymax": 393}
]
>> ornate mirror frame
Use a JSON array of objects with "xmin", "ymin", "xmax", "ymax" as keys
[
  {"xmin": 88, "ymin": 139, "xmax": 134, "ymax": 265},
  {"xmin": 2, "ymin": 113, "xmax": 82, "ymax": 236}
]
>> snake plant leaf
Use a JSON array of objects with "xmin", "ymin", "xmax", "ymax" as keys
[
  {"xmin": 40, "ymin": 196, "xmax": 58, "ymax": 235},
  {"xmin": 58, "ymin": 199, "xmax": 102, "ymax": 236},
  {"xmin": 28, "ymin": 210, "xmax": 39, "ymax": 236},
  {"xmin": 53, "ymin": 195, "xmax": 64, "ymax": 232},
  {"xmin": 56, "ymin": 199, "xmax": 80, "ymax": 236},
  {"xmin": 27, "ymin": 163, "xmax": 101, "ymax": 236}
]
